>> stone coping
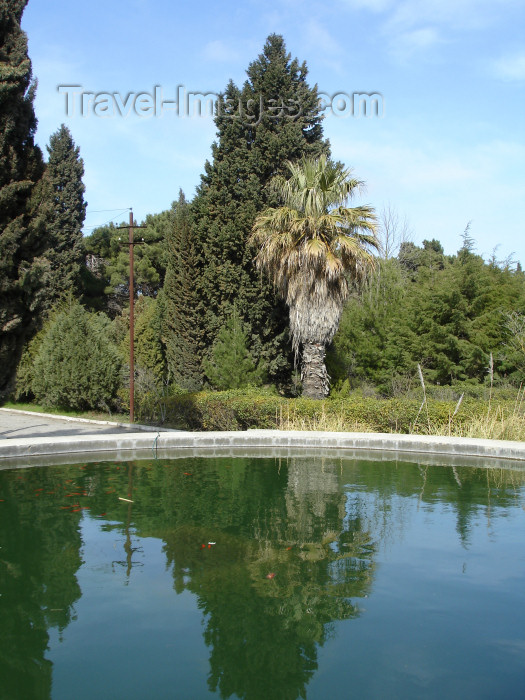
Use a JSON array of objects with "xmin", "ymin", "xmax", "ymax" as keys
[{"xmin": 1, "ymin": 429, "xmax": 525, "ymax": 471}]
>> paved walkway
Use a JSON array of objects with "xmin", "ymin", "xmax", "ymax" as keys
[{"xmin": 0, "ymin": 408, "xmax": 161, "ymax": 439}]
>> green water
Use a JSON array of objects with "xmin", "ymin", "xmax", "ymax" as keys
[{"xmin": 0, "ymin": 456, "xmax": 524, "ymax": 700}]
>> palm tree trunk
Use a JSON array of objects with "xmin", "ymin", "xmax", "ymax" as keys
[{"xmin": 301, "ymin": 342, "xmax": 329, "ymax": 399}]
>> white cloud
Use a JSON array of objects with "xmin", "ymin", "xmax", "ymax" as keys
[
  {"xmin": 338, "ymin": 0, "xmax": 523, "ymax": 60},
  {"xmin": 304, "ymin": 20, "xmax": 344, "ymax": 56},
  {"xmin": 389, "ymin": 27, "xmax": 443, "ymax": 61},
  {"xmin": 339, "ymin": 0, "xmax": 393, "ymax": 13},
  {"xmin": 326, "ymin": 132, "xmax": 525, "ymax": 259},
  {"xmin": 386, "ymin": 0, "xmax": 519, "ymax": 33},
  {"xmin": 202, "ymin": 40, "xmax": 240, "ymax": 63},
  {"xmin": 492, "ymin": 51, "xmax": 525, "ymax": 81},
  {"xmin": 301, "ymin": 20, "xmax": 346, "ymax": 73},
  {"xmin": 340, "ymin": 0, "xmax": 520, "ymax": 28}
]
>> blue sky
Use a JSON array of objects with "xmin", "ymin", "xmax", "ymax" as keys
[{"xmin": 22, "ymin": 0, "xmax": 525, "ymax": 263}]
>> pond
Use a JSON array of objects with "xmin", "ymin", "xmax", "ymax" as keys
[{"xmin": 1, "ymin": 455, "xmax": 524, "ymax": 700}]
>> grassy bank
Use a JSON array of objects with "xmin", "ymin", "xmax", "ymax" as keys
[
  {"xmin": 136, "ymin": 388, "xmax": 525, "ymax": 441},
  {"xmin": 4, "ymin": 388, "xmax": 525, "ymax": 441}
]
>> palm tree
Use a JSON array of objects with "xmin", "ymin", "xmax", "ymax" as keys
[{"xmin": 250, "ymin": 155, "xmax": 378, "ymax": 398}]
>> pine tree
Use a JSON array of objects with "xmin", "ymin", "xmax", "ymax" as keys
[
  {"xmin": 0, "ymin": 0, "xmax": 46, "ymax": 398},
  {"xmin": 82, "ymin": 210, "xmax": 169, "ymax": 316},
  {"xmin": 162, "ymin": 191, "xmax": 202, "ymax": 390},
  {"xmin": 203, "ymin": 307, "xmax": 264, "ymax": 390},
  {"xmin": 36, "ymin": 124, "xmax": 86, "ymax": 305},
  {"xmin": 189, "ymin": 34, "xmax": 329, "ymax": 388}
]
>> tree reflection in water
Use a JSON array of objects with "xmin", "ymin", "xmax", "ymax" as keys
[
  {"xmin": 0, "ymin": 467, "xmax": 82, "ymax": 700},
  {"xmin": 160, "ymin": 457, "xmax": 376, "ymax": 700},
  {"xmin": 0, "ymin": 457, "xmax": 523, "ymax": 700}
]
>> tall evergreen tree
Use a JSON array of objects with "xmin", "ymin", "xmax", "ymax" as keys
[
  {"xmin": 162, "ymin": 191, "xmax": 202, "ymax": 390},
  {"xmin": 36, "ymin": 124, "xmax": 86, "ymax": 305},
  {"xmin": 188, "ymin": 34, "xmax": 329, "ymax": 387},
  {"xmin": 0, "ymin": 0, "xmax": 46, "ymax": 398}
]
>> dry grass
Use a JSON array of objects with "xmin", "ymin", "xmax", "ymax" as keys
[
  {"xmin": 440, "ymin": 388, "xmax": 525, "ymax": 441},
  {"xmin": 277, "ymin": 387, "xmax": 525, "ymax": 441},
  {"xmin": 276, "ymin": 403, "xmax": 374, "ymax": 433}
]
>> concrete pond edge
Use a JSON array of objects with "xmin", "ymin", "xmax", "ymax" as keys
[{"xmin": 1, "ymin": 423, "xmax": 525, "ymax": 470}]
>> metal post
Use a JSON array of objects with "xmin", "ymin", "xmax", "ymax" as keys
[{"xmin": 129, "ymin": 210, "xmax": 135, "ymax": 424}]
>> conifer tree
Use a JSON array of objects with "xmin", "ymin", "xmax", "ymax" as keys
[
  {"xmin": 31, "ymin": 302, "xmax": 121, "ymax": 411},
  {"xmin": 0, "ymin": 0, "xmax": 46, "ymax": 398},
  {"xmin": 189, "ymin": 34, "xmax": 329, "ymax": 387},
  {"xmin": 82, "ymin": 211, "xmax": 169, "ymax": 316},
  {"xmin": 36, "ymin": 124, "xmax": 87, "ymax": 305},
  {"xmin": 163, "ymin": 191, "xmax": 203, "ymax": 390},
  {"xmin": 204, "ymin": 307, "xmax": 264, "ymax": 390}
]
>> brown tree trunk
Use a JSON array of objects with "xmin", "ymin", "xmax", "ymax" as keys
[{"xmin": 301, "ymin": 342, "xmax": 330, "ymax": 399}]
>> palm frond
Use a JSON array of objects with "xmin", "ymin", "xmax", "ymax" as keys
[{"xmin": 251, "ymin": 155, "xmax": 378, "ymax": 351}]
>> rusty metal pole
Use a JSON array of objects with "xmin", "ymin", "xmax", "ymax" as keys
[
  {"xmin": 118, "ymin": 211, "xmax": 146, "ymax": 425},
  {"xmin": 129, "ymin": 210, "xmax": 135, "ymax": 424}
]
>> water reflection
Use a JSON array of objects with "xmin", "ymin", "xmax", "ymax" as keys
[
  {"xmin": 0, "ymin": 458, "xmax": 524, "ymax": 699},
  {"xmin": 0, "ymin": 468, "xmax": 82, "ymax": 699},
  {"xmin": 161, "ymin": 457, "xmax": 375, "ymax": 700}
]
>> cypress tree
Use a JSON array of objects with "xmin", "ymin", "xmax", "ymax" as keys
[
  {"xmin": 0, "ymin": 0, "xmax": 46, "ymax": 398},
  {"xmin": 36, "ymin": 124, "xmax": 87, "ymax": 305},
  {"xmin": 163, "ymin": 190, "xmax": 203, "ymax": 390},
  {"xmin": 189, "ymin": 34, "xmax": 329, "ymax": 387}
]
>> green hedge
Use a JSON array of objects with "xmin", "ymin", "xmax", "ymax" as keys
[{"xmin": 137, "ymin": 389, "xmax": 496, "ymax": 433}]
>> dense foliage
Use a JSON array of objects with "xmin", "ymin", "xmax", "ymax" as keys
[
  {"xmin": 203, "ymin": 307, "xmax": 264, "ymax": 390},
  {"xmin": 82, "ymin": 210, "xmax": 169, "ymax": 315},
  {"xmin": 3, "ymin": 21, "xmax": 525, "ymax": 422},
  {"xmin": 28, "ymin": 302, "xmax": 122, "ymax": 410},
  {"xmin": 0, "ymin": 0, "xmax": 46, "ymax": 398},
  {"xmin": 328, "ymin": 239, "xmax": 525, "ymax": 394},
  {"xmin": 162, "ymin": 191, "xmax": 202, "ymax": 389},
  {"xmin": 175, "ymin": 34, "xmax": 330, "ymax": 388},
  {"xmin": 132, "ymin": 386, "xmax": 501, "ymax": 434}
]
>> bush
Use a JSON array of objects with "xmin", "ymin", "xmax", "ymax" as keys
[
  {"xmin": 30, "ymin": 302, "xmax": 122, "ymax": 410},
  {"xmin": 153, "ymin": 388, "xmax": 494, "ymax": 434}
]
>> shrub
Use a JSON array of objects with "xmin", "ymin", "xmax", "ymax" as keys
[
  {"xmin": 30, "ymin": 302, "xmax": 122, "ymax": 410},
  {"xmin": 154, "ymin": 388, "xmax": 495, "ymax": 434}
]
